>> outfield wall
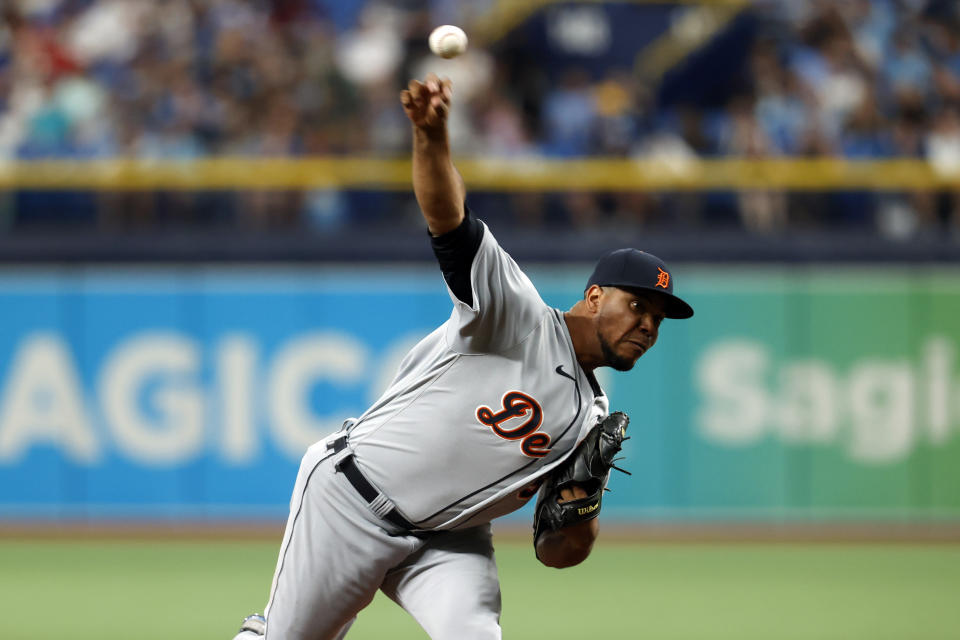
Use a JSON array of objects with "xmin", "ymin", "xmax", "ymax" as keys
[{"xmin": 0, "ymin": 264, "xmax": 958, "ymax": 523}]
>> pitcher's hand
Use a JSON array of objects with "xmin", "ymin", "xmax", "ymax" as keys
[{"xmin": 400, "ymin": 73, "xmax": 452, "ymax": 135}]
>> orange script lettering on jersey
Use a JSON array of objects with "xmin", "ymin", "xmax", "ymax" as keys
[{"xmin": 476, "ymin": 391, "xmax": 551, "ymax": 458}]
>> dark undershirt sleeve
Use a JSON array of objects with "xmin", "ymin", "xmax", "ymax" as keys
[{"xmin": 429, "ymin": 208, "xmax": 484, "ymax": 306}]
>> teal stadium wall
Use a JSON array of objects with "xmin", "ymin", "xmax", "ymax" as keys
[{"xmin": 0, "ymin": 264, "xmax": 958, "ymax": 523}]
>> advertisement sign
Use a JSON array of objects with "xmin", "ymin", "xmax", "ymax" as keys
[{"xmin": 0, "ymin": 266, "xmax": 957, "ymax": 521}]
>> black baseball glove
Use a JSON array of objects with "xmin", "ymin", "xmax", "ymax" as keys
[{"xmin": 533, "ymin": 411, "xmax": 630, "ymax": 543}]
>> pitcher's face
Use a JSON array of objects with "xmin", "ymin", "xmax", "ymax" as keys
[{"xmin": 593, "ymin": 287, "xmax": 665, "ymax": 371}]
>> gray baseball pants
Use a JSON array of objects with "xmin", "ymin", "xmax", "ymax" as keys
[{"xmin": 234, "ymin": 439, "xmax": 503, "ymax": 640}]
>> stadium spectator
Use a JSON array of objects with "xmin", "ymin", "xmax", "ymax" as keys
[{"xmin": 1, "ymin": 0, "xmax": 959, "ymax": 238}]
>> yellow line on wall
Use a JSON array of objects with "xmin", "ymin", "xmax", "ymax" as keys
[
  {"xmin": 635, "ymin": 1, "xmax": 748, "ymax": 82},
  {"xmin": 472, "ymin": 0, "xmax": 749, "ymax": 45},
  {"xmin": 2, "ymin": 157, "xmax": 958, "ymax": 191}
]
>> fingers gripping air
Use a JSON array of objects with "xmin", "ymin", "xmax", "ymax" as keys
[{"xmin": 532, "ymin": 412, "xmax": 630, "ymax": 542}]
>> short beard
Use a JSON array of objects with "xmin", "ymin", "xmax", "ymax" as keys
[{"xmin": 598, "ymin": 331, "xmax": 636, "ymax": 371}]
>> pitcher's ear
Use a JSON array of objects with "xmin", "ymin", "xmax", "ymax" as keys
[{"xmin": 584, "ymin": 284, "xmax": 604, "ymax": 312}]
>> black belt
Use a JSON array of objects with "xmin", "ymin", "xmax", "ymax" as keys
[{"xmin": 329, "ymin": 436, "xmax": 417, "ymax": 531}]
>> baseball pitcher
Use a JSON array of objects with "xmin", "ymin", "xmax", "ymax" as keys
[{"xmin": 232, "ymin": 73, "xmax": 694, "ymax": 640}]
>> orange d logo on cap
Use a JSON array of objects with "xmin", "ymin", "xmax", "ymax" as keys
[{"xmin": 655, "ymin": 267, "xmax": 670, "ymax": 289}]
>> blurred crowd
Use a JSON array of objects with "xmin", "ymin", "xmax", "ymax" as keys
[
  {"xmin": 1, "ymin": 0, "xmax": 959, "ymax": 238},
  {"xmin": 720, "ymin": 0, "xmax": 960, "ymax": 236}
]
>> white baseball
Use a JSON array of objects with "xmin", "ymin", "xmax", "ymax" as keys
[{"xmin": 429, "ymin": 25, "xmax": 468, "ymax": 59}]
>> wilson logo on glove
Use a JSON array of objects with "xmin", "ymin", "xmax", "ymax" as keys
[
  {"xmin": 476, "ymin": 391, "xmax": 550, "ymax": 458},
  {"xmin": 577, "ymin": 502, "xmax": 599, "ymax": 516}
]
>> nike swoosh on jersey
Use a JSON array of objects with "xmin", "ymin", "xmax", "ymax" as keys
[{"xmin": 555, "ymin": 365, "xmax": 576, "ymax": 381}]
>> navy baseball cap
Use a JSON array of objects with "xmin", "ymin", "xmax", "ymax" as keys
[{"xmin": 586, "ymin": 249, "xmax": 694, "ymax": 319}]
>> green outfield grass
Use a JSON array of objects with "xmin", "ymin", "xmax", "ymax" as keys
[{"xmin": 2, "ymin": 537, "xmax": 958, "ymax": 639}]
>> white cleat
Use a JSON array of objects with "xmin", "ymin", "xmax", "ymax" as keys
[{"xmin": 234, "ymin": 613, "xmax": 266, "ymax": 637}]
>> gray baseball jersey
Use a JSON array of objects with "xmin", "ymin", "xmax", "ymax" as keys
[
  {"xmin": 345, "ymin": 219, "xmax": 610, "ymax": 531},
  {"xmin": 235, "ymin": 215, "xmax": 613, "ymax": 640}
]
